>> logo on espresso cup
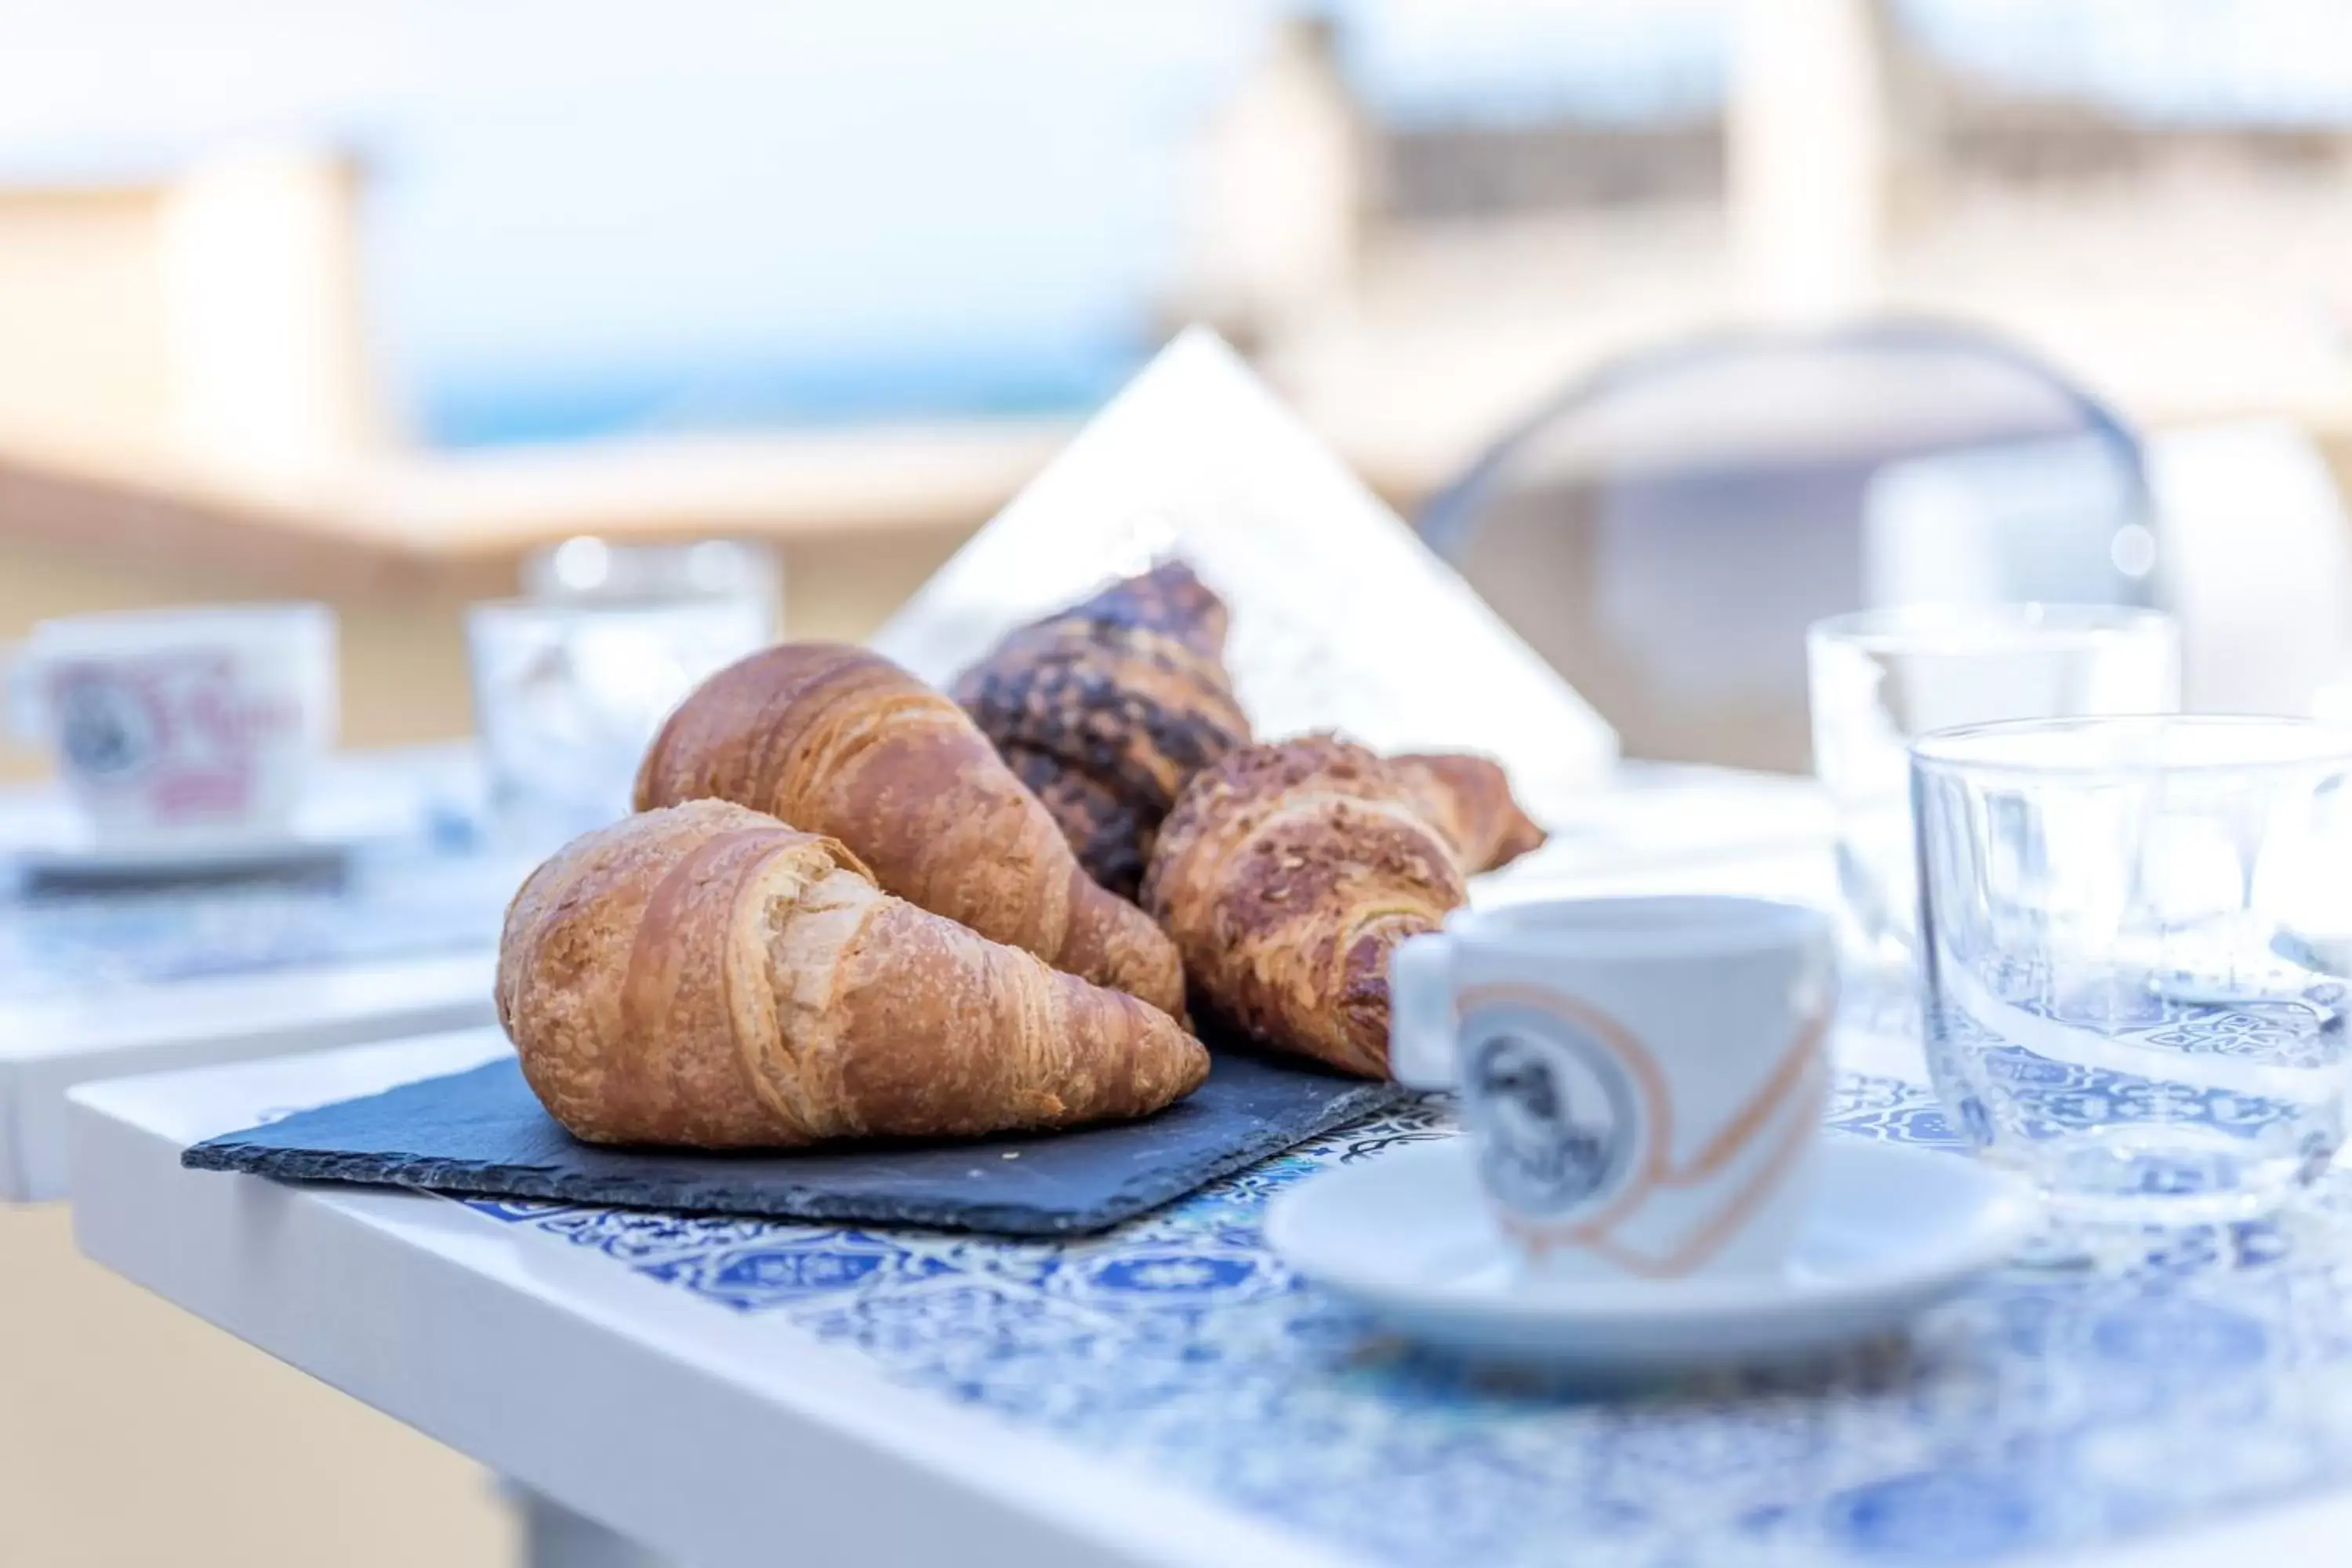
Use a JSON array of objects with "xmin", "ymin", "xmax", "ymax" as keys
[
  {"xmin": 1461, "ymin": 1011, "xmax": 1639, "ymax": 1220},
  {"xmin": 45, "ymin": 655, "xmax": 301, "ymax": 820},
  {"xmin": 54, "ymin": 673, "xmax": 158, "ymax": 780},
  {"xmin": 1453, "ymin": 975, "xmax": 1827, "ymax": 1279}
]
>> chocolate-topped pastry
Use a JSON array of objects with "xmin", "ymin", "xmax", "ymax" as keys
[{"xmin": 953, "ymin": 561, "xmax": 1252, "ymax": 900}]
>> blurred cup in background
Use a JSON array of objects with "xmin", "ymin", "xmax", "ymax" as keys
[
  {"xmin": 467, "ymin": 595, "xmax": 768, "ymax": 851},
  {"xmin": 6, "ymin": 601, "xmax": 337, "ymax": 850}
]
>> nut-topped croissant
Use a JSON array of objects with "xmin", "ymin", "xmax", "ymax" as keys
[
  {"xmin": 1390, "ymin": 752, "xmax": 1547, "ymax": 873},
  {"xmin": 499, "ymin": 800, "xmax": 1208, "ymax": 1146},
  {"xmin": 634, "ymin": 643, "xmax": 1188, "ymax": 1020},
  {"xmin": 1143, "ymin": 735, "xmax": 1468, "ymax": 1077},
  {"xmin": 953, "ymin": 561, "xmax": 1251, "ymax": 901}
]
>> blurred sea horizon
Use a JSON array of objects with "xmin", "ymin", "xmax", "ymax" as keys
[{"xmin": 419, "ymin": 331, "xmax": 1145, "ymax": 447}]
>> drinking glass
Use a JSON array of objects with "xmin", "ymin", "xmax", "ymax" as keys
[
  {"xmin": 467, "ymin": 596, "xmax": 768, "ymax": 849},
  {"xmin": 1914, "ymin": 715, "xmax": 2352, "ymax": 1228},
  {"xmin": 1809, "ymin": 605, "xmax": 2179, "ymax": 974},
  {"xmin": 522, "ymin": 536, "xmax": 783, "ymax": 640}
]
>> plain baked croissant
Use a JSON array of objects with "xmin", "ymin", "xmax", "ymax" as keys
[
  {"xmin": 953, "ymin": 561, "xmax": 1251, "ymax": 901},
  {"xmin": 634, "ymin": 642, "xmax": 1187, "ymax": 1020},
  {"xmin": 1142, "ymin": 735, "xmax": 1469, "ymax": 1077},
  {"xmin": 499, "ymin": 800, "xmax": 1209, "ymax": 1146},
  {"xmin": 1390, "ymin": 752, "xmax": 1547, "ymax": 873}
]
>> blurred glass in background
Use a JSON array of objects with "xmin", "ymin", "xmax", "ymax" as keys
[
  {"xmin": 467, "ymin": 594, "xmax": 768, "ymax": 849},
  {"xmin": 1808, "ymin": 601, "xmax": 2178, "ymax": 985},
  {"xmin": 520, "ymin": 538, "xmax": 782, "ymax": 640}
]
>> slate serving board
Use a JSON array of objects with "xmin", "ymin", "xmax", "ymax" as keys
[{"xmin": 182, "ymin": 1047, "xmax": 1411, "ymax": 1237}]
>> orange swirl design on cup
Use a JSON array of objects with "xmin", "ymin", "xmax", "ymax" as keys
[{"xmin": 1460, "ymin": 981, "xmax": 1831, "ymax": 1279}]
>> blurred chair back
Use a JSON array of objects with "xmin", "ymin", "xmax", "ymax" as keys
[{"xmin": 1419, "ymin": 320, "xmax": 2156, "ymax": 771}]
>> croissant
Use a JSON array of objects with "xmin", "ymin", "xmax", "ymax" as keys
[
  {"xmin": 1390, "ymin": 752, "xmax": 1547, "ymax": 873},
  {"xmin": 1142, "ymin": 735, "xmax": 1468, "ymax": 1077},
  {"xmin": 635, "ymin": 643, "xmax": 1187, "ymax": 1020},
  {"xmin": 499, "ymin": 800, "xmax": 1209, "ymax": 1147},
  {"xmin": 953, "ymin": 561, "xmax": 1252, "ymax": 900}
]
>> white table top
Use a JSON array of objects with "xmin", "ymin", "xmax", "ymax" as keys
[
  {"xmin": 71, "ymin": 979, "xmax": 2352, "ymax": 1565},
  {"xmin": 61, "ymin": 760, "xmax": 2352, "ymax": 1565},
  {"xmin": 0, "ymin": 950, "xmax": 495, "ymax": 1202},
  {"xmin": 0, "ymin": 746, "xmax": 514, "ymax": 1201},
  {"xmin": 73, "ymin": 1029, "xmax": 1357, "ymax": 1568}
]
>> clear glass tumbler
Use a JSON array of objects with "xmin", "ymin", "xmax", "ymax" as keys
[
  {"xmin": 1915, "ymin": 715, "xmax": 2352, "ymax": 1227},
  {"xmin": 467, "ymin": 596, "xmax": 769, "ymax": 849},
  {"xmin": 521, "ymin": 536, "xmax": 783, "ymax": 640},
  {"xmin": 1809, "ymin": 606, "xmax": 2180, "ymax": 973}
]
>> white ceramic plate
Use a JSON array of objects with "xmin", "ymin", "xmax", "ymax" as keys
[
  {"xmin": 1265, "ymin": 1134, "xmax": 2036, "ymax": 1376},
  {"xmin": 15, "ymin": 832, "xmax": 356, "ymax": 883}
]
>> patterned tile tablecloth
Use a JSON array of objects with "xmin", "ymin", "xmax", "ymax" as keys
[
  {"xmin": 0, "ymin": 841, "xmax": 522, "ymax": 1000},
  {"xmin": 0, "ymin": 748, "xmax": 531, "ymax": 1002},
  {"xmin": 459, "ymin": 1076, "xmax": 2352, "ymax": 1566}
]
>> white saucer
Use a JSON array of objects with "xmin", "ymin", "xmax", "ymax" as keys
[
  {"xmin": 1265, "ymin": 1135, "xmax": 2035, "ymax": 1375},
  {"xmin": 15, "ymin": 832, "xmax": 356, "ymax": 885}
]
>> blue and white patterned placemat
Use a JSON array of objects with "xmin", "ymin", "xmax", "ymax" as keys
[
  {"xmin": 0, "ymin": 840, "xmax": 523, "ymax": 1000},
  {"xmin": 459, "ymin": 1076, "xmax": 2352, "ymax": 1566}
]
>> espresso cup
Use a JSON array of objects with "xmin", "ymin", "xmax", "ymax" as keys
[
  {"xmin": 7, "ymin": 602, "xmax": 337, "ymax": 848},
  {"xmin": 1390, "ymin": 895, "xmax": 1835, "ymax": 1286}
]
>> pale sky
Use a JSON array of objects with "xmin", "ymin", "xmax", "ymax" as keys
[
  {"xmin": 0, "ymin": 0, "xmax": 1278, "ymax": 397},
  {"xmin": 0, "ymin": 0, "xmax": 2342, "ymax": 437},
  {"xmin": 0, "ymin": 1, "xmax": 1730, "ymax": 389}
]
